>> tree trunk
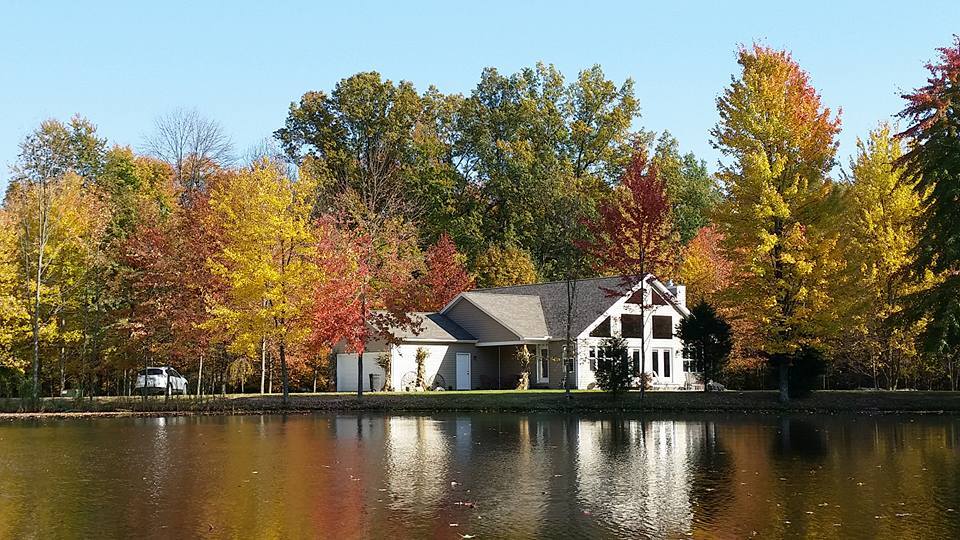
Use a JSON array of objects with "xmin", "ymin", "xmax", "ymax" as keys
[
  {"xmin": 778, "ymin": 358, "xmax": 790, "ymax": 403},
  {"xmin": 357, "ymin": 344, "xmax": 365, "ymax": 397},
  {"xmin": 268, "ymin": 350, "xmax": 273, "ymax": 394},
  {"xmin": 196, "ymin": 352, "xmax": 204, "ymax": 397},
  {"xmin": 259, "ymin": 337, "xmax": 266, "ymax": 395},
  {"xmin": 313, "ymin": 366, "xmax": 318, "ymax": 393},
  {"xmin": 280, "ymin": 340, "xmax": 289, "ymax": 405},
  {"xmin": 639, "ymin": 295, "xmax": 646, "ymax": 403}
]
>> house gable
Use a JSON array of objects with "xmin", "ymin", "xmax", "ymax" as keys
[
  {"xmin": 578, "ymin": 276, "xmax": 690, "ymax": 340},
  {"xmin": 442, "ymin": 296, "xmax": 526, "ymax": 345}
]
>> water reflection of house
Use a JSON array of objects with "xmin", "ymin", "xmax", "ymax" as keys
[
  {"xmin": 575, "ymin": 418, "xmax": 705, "ymax": 536},
  {"xmin": 336, "ymin": 275, "xmax": 692, "ymax": 392},
  {"xmin": 383, "ymin": 416, "xmax": 452, "ymax": 510}
]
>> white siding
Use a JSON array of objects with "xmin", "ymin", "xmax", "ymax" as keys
[{"xmin": 575, "ymin": 281, "xmax": 688, "ymax": 389}]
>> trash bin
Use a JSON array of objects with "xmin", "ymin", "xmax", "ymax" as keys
[{"xmin": 369, "ymin": 373, "xmax": 381, "ymax": 392}]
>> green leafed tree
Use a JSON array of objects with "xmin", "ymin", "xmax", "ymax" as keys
[
  {"xmin": 677, "ymin": 300, "xmax": 733, "ymax": 389},
  {"xmin": 651, "ymin": 131, "xmax": 719, "ymax": 245}
]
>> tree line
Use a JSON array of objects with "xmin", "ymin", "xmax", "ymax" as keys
[{"xmin": 1, "ymin": 39, "xmax": 958, "ymax": 402}]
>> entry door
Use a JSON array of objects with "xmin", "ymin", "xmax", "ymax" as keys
[{"xmin": 456, "ymin": 352, "xmax": 471, "ymax": 390}]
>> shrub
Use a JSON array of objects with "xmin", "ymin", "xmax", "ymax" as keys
[
  {"xmin": 377, "ymin": 352, "xmax": 394, "ymax": 391},
  {"xmin": 516, "ymin": 346, "xmax": 531, "ymax": 390},
  {"xmin": 415, "ymin": 347, "xmax": 428, "ymax": 390},
  {"xmin": 595, "ymin": 336, "xmax": 631, "ymax": 394}
]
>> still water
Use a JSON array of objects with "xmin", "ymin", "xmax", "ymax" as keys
[{"xmin": 1, "ymin": 412, "xmax": 958, "ymax": 539}]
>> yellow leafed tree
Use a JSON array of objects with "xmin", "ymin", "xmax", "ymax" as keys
[
  {"xmin": 207, "ymin": 159, "xmax": 321, "ymax": 403},
  {"xmin": 836, "ymin": 124, "xmax": 929, "ymax": 388},
  {"xmin": 711, "ymin": 45, "xmax": 842, "ymax": 401}
]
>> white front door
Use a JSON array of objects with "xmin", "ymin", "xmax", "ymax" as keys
[
  {"xmin": 536, "ymin": 345, "xmax": 549, "ymax": 384},
  {"xmin": 456, "ymin": 352, "xmax": 471, "ymax": 390}
]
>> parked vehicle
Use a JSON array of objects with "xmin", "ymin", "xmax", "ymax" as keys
[{"xmin": 135, "ymin": 367, "xmax": 189, "ymax": 396}]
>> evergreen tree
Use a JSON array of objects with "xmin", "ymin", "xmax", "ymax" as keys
[{"xmin": 897, "ymin": 38, "xmax": 960, "ymax": 389}]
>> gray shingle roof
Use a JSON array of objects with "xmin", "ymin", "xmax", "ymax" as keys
[
  {"xmin": 393, "ymin": 312, "xmax": 476, "ymax": 342},
  {"xmin": 474, "ymin": 276, "xmax": 633, "ymax": 338}
]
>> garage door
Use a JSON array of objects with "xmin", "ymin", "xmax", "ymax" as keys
[{"xmin": 336, "ymin": 353, "xmax": 386, "ymax": 392}]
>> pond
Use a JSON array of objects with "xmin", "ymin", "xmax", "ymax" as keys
[{"xmin": 1, "ymin": 412, "xmax": 958, "ymax": 538}]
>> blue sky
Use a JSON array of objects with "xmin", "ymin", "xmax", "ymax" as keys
[{"xmin": 2, "ymin": 0, "xmax": 958, "ymax": 189}]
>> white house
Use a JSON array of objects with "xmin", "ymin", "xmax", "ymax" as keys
[{"xmin": 335, "ymin": 274, "xmax": 694, "ymax": 392}]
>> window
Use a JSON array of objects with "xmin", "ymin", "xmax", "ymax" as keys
[
  {"xmin": 652, "ymin": 289, "xmax": 668, "ymax": 305},
  {"xmin": 632, "ymin": 350, "xmax": 641, "ymax": 377},
  {"xmin": 663, "ymin": 349, "xmax": 671, "ymax": 378},
  {"xmin": 684, "ymin": 356, "xmax": 703, "ymax": 373},
  {"xmin": 621, "ymin": 314, "xmax": 643, "ymax": 338},
  {"xmin": 651, "ymin": 350, "xmax": 660, "ymax": 375},
  {"xmin": 589, "ymin": 316, "xmax": 611, "ymax": 337},
  {"xmin": 626, "ymin": 289, "xmax": 645, "ymax": 305},
  {"xmin": 652, "ymin": 315, "xmax": 673, "ymax": 339},
  {"xmin": 589, "ymin": 347, "xmax": 597, "ymax": 371}
]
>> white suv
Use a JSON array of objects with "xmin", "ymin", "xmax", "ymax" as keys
[{"xmin": 135, "ymin": 367, "xmax": 189, "ymax": 396}]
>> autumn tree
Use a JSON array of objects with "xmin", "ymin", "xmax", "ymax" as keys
[
  {"xmin": 835, "ymin": 125, "xmax": 927, "ymax": 388},
  {"xmin": 473, "ymin": 243, "xmax": 539, "ymax": 288},
  {"xmin": 310, "ymin": 218, "xmax": 420, "ymax": 395},
  {"xmin": 679, "ymin": 225, "xmax": 732, "ymax": 305},
  {"xmin": 208, "ymin": 159, "xmax": 320, "ymax": 404},
  {"xmin": 0, "ymin": 210, "xmax": 27, "ymax": 394},
  {"xmin": 711, "ymin": 45, "xmax": 842, "ymax": 402},
  {"xmin": 580, "ymin": 149, "xmax": 676, "ymax": 400},
  {"xmin": 413, "ymin": 233, "xmax": 474, "ymax": 311},
  {"xmin": 8, "ymin": 117, "xmax": 108, "ymax": 399},
  {"xmin": 896, "ymin": 38, "xmax": 960, "ymax": 389}
]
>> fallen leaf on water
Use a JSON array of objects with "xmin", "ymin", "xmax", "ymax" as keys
[{"xmin": 449, "ymin": 523, "xmax": 459, "ymax": 527}]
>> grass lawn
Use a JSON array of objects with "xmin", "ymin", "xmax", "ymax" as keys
[{"xmin": 3, "ymin": 388, "xmax": 960, "ymax": 417}]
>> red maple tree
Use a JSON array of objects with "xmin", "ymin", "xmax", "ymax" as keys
[
  {"xmin": 308, "ymin": 218, "xmax": 420, "ymax": 395},
  {"xmin": 579, "ymin": 148, "xmax": 676, "ymax": 398},
  {"xmin": 580, "ymin": 148, "xmax": 676, "ymax": 286},
  {"xmin": 413, "ymin": 233, "xmax": 474, "ymax": 311}
]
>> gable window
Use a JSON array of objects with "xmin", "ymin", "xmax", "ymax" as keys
[
  {"xmin": 626, "ymin": 289, "xmax": 645, "ymax": 305},
  {"xmin": 652, "ymin": 289, "xmax": 668, "ymax": 305},
  {"xmin": 652, "ymin": 315, "xmax": 673, "ymax": 339},
  {"xmin": 589, "ymin": 316, "xmax": 611, "ymax": 338},
  {"xmin": 621, "ymin": 314, "xmax": 643, "ymax": 338}
]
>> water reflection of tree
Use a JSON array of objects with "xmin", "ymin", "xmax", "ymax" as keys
[{"xmin": 771, "ymin": 416, "xmax": 828, "ymax": 460}]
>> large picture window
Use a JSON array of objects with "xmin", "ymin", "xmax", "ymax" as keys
[{"xmin": 652, "ymin": 315, "xmax": 673, "ymax": 339}]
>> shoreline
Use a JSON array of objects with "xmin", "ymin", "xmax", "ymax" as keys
[{"xmin": 3, "ymin": 390, "xmax": 960, "ymax": 419}]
